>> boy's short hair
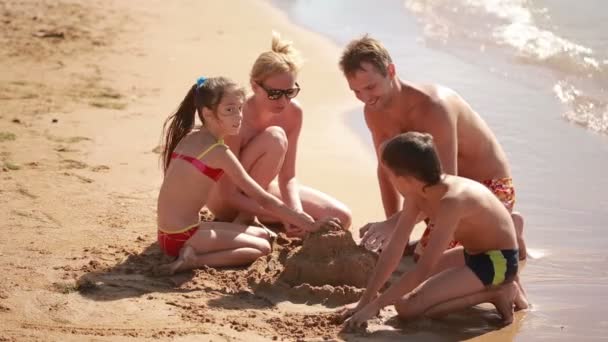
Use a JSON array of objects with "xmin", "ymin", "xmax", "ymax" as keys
[
  {"xmin": 339, "ymin": 34, "xmax": 393, "ymax": 77},
  {"xmin": 381, "ymin": 132, "xmax": 443, "ymax": 185}
]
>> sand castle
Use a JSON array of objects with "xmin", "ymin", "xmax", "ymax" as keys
[{"xmin": 243, "ymin": 226, "xmax": 378, "ymax": 306}]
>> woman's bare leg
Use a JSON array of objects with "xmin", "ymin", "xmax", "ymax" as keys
[{"xmin": 208, "ymin": 126, "xmax": 287, "ymax": 222}]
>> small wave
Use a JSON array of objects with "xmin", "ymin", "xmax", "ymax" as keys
[
  {"xmin": 553, "ymin": 81, "xmax": 608, "ymax": 134},
  {"xmin": 405, "ymin": 0, "xmax": 608, "ymax": 134}
]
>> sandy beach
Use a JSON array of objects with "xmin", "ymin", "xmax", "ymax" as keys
[
  {"xmin": 1, "ymin": 0, "xmax": 380, "ymax": 340},
  {"xmin": 0, "ymin": 0, "xmax": 559, "ymax": 341}
]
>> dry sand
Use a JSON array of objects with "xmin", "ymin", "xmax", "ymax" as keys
[{"xmin": 0, "ymin": 0, "xmax": 525, "ymax": 340}]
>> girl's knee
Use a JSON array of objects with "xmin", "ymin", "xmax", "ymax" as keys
[
  {"xmin": 248, "ymin": 226, "xmax": 271, "ymax": 239},
  {"xmin": 257, "ymin": 239, "xmax": 272, "ymax": 256}
]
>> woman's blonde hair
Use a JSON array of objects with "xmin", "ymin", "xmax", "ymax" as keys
[{"xmin": 250, "ymin": 32, "xmax": 303, "ymax": 82}]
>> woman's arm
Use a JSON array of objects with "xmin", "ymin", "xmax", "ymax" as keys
[{"xmin": 216, "ymin": 145, "xmax": 318, "ymax": 231}]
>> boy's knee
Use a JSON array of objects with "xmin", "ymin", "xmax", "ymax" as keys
[
  {"xmin": 394, "ymin": 297, "xmax": 411, "ymax": 319},
  {"xmin": 395, "ymin": 291, "xmax": 421, "ymax": 320},
  {"xmin": 263, "ymin": 126, "xmax": 288, "ymax": 152}
]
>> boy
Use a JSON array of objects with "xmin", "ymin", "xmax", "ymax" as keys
[{"xmin": 342, "ymin": 132, "xmax": 527, "ymax": 329}]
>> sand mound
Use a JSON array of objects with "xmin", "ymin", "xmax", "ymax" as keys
[
  {"xmin": 280, "ymin": 227, "xmax": 377, "ymax": 288},
  {"xmin": 243, "ymin": 227, "xmax": 378, "ymax": 307},
  {"xmin": 174, "ymin": 213, "xmax": 379, "ymax": 307}
]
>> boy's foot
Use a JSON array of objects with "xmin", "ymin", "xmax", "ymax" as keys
[
  {"xmin": 490, "ymin": 282, "xmax": 517, "ymax": 325},
  {"xmin": 513, "ymin": 278, "xmax": 529, "ymax": 311}
]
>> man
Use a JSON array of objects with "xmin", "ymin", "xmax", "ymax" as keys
[
  {"xmin": 341, "ymin": 132, "xmax": 527, "ymax": 328},
  {"xmin": 339, "ymin": 35, "xmax": 526, "ymax": 261}
]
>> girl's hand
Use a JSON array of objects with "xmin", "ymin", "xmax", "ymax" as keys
[
  {"xmin": 343, "ymin": 301, "xmax": 381, "ymax": 331},
  {"xmin": 284, "ymin": 210, "xmax": 313, "ymax": 237},
  {"xmin": 336, "ymin": 301, "xmax": 360, "ymax": 321}
]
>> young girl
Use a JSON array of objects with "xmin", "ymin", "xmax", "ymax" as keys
[
  {"xmin": 157, "ymin": 76, "xmax": 339, "ymax": 275},
  {"xmin": 206, "ymin": 33, "xmax": 352, "ymax": 236}
]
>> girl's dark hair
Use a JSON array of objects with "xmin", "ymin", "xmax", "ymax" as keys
[
  {"xmin": 381, "ymin": 132, "xmax": 443, "ymax": 186},
  {"xmin": 161, "ymin": 77, "xmax": 245, "ymax": 172}
]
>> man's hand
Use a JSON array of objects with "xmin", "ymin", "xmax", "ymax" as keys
[{"xmin": 360, "ymin": 221, "xmax": 395, "ymax": 252}]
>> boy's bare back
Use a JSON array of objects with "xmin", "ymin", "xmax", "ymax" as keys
[{"xmin": 423, "ymin": 175, "xmax": 518, "ymax": 255}]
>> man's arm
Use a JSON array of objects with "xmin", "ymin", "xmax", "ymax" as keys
[
  {"xmin": 366, "ymin": 112, "xmax": 402, "ymax": 218},
  {"xmin": 423, "ymin": 105, "xmax": 458, "ymax": 175}
]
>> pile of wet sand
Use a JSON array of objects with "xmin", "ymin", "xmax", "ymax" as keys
[{"xmin": 181, "ymin": 221, "xmax": 378, "ymax": 307}]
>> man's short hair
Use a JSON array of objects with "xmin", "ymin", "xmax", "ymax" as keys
[{"xmin": 339, "ymin": 34, "xmax": 393, "ymax": 77}]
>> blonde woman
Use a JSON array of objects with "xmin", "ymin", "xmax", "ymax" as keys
[{"xmin": 207, "ymin": 33, "xmax": 351, "ymax": 236}]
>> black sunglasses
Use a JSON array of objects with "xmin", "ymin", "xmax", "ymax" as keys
[{"xmin": 256, "ymin": 82, "xmax": 301, "ymax": 100}]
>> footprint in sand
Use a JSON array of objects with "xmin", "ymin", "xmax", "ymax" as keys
[
  {"xmin": 60, "ymin": 159, "xmax": 87, "ymax": 169},
  {"xmin": 12, "ymin": 209, "xmax": 61, "ymax": 227},
  {"xmin": 16, "ymin": 185, "xmax": 37, "ymax": 199},
  {"xmin": 25, "ymin": 161, "xmax": 40, "ymax": 168},
  {"xmin": 62, "ymin": 171, "xmax": 94, "ymax": 183},
  {"xmin": 55, "ymin": 146, "xmax": 79, "ymax": 153},
  {"xmin": 91, "ymin": 165, "xmax": 110, "ymax": 172}
]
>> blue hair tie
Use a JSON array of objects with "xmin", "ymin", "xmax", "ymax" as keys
[{"xmin": 196, "ymin": 76, "xmax": 207, "ymax": 88}]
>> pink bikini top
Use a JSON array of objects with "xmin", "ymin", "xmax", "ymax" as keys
[{"xmin": 171, "ymin": 140, "xmax": 226, "ymax": 181}]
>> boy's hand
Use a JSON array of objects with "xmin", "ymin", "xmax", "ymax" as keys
[{"xmin": 360, "ymin": 221, "xmax": 394, "ymax": 252}]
